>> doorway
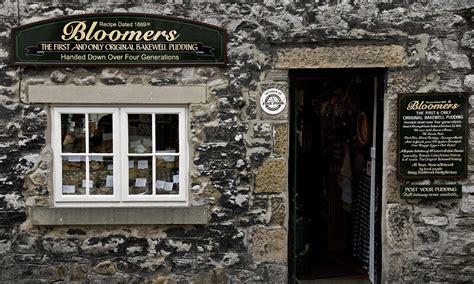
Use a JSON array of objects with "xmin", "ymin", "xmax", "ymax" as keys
[{"xmin": 289, "ymin": 69, "xmax": 385, "ymax": 283}]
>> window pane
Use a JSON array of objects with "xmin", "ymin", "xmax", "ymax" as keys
[
  {"xmin": 89, "ymin": 114, "xmax": 113, "ymax": 153},
  {"xmin": 61, "ymin": 114, "xmax": 85, "ymax": 153},
  {"xmin": 155, "ymin": 156, "xmax": 179, "ymax": 195},
  {"xmin": 155, "ymin": 114, "xmax": 179, "ymax": 152},
  {"xmin": 129, "ymin": 156, "xmax": 152, "ymax": 195},
  {"xmin": 89, "ymin": 156, "xmax": 114, "ymax": 195},
  {"xmin": 128, "ymin": 114, "xmax": 152, "ymax": 154},
  {"xmin": 62, "ymin": 156, "xmax": 86, "ymax": 195}
]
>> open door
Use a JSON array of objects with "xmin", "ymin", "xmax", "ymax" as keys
[{"xmin": 289, "ymin": 69, "xmax": 385, "ymax": 283}]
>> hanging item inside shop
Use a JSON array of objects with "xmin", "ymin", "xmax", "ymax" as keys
[{"xmin": 11, "ymin": 13, "xmax": 227, "ymax": 66}]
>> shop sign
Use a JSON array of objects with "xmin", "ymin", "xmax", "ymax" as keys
[
  {"xmin": 400, "ymin": 185, "xmax": 462, "ymax": 199},
  {"xmin": 260, "ymin": 88, "xmax": 287, "ymax": 115},
  {"xmin": 398, "ymin": 93, "xmax": 468, "ymax": 179},
  {"xmin": 11, "ymin": 13, "xmax": 227, "ymax": 66}
]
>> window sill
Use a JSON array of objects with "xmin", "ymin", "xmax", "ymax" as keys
[{"xmin": 29, "ymin": 206, "xmax": 208, "ymax": 225}]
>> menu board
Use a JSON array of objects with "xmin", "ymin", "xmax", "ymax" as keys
[{"xmin": 398, "ymin": 93, "xmax": 468, "ymax": 179}]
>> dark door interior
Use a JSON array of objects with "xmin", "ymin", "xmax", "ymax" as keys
[{"xmin": 289, "ymin": 69, "xmax": 385, "ymax": 283}]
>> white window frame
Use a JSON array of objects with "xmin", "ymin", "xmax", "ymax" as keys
[
  {"xmin": 52, "ymin": 106, "xmax": 188, "ymax": 207},
  {"xmin": 120, "ymin": 107, "xmax": 187, "ymax": 203}
]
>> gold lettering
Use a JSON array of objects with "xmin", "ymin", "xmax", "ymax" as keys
[
  {"xmin": 406, "ymin": 100, "xmax": 460, "ymax": 111},
  {"xmin": 406, "ymin": 100, "xmax": 420, "ymax": 110},
  {"xmin": 61, "ymin": 21, "xmax": 87, "ymax": 41},
  {"xmin": 85, "ymin": 21, "xmax": 98, "ymax": 41},
  {"xmin": 152, "ymin": 31, "xmax": 164, "ymax": 41},
  {"xmin": 142, "ymin": 30, "xmax": 155, "ymax": 41},
  {"xmin": 168, "ymin": 30, "xmax": 180, "ymax": 41},
  {"xmin": 94, "ymin": 30, "xmax": 107, "ymax": 41},
  {"xmin": 121, "ymin": 30, "xmax": 143, "ymax": 41},
  {"xmin": 61, "ymin": 21, "xmax": 181, "ymax": 42},
  {"xmin": 108, "ymin": 30, "xmax": 122, "ymax": 41}
]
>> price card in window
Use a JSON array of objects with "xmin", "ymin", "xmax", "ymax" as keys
[
  {"xmin": 82, "ymin": 180, "xmax": 93, "ymax": 188},
  {"xmin": 156, "ymin": 150, "xmax": 176, "ymax": 162},
  {"xmin": 138, "ymin": 160, "xmax": 148, "ymax": 169},
  {"xmin": 106, "ymin": 175, "xmax": 113, "ymax": 187},
  {"xmin": 164, "ymin": 182, "xmax": 174, "ymax": 191},
  {"xmin": 156, "ymin": 180, "xmax": 165, "ymax": 189},
  {"xmin": 135, "ymin": 178, "xmax": 147, "ymax": 187},
  {"xmin": 173, "ymin": 175, "xmax": 180, "ymax": 184},
  {"xmin": 164, "ymin": 156, "xmax": 175, "ymax": 162},
  {"xmin": 62, "ymin": 185, "xmax": 75, "ymax": 193},
  {"xmin": 128, "ymin": 160, "xmax": 134, "ymax": 168},
  {"xmin": 68, "ymin": 156, "xmax": 82, "ymax": 162}
]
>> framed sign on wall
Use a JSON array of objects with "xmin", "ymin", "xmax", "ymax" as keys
[
  {"xmin": 11, "ymin": 13, "xmax": 227, "ymax": 66},
  {"xmin": 398, "ymin": 93, "xmax": 468, "ymax": 180}
]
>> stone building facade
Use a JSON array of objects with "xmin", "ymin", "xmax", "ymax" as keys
[{"xmin": 0, "ymin": 0, "xmax": 473, "ymax": 283}]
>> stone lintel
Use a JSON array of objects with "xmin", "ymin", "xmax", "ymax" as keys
[
  {"xmin": 28, "ymin": 85, "xmax": 207, "ymax": 104},
  {"xmin": 30, "ymin": 207, "xmax": 208, "ymax": 225},
  {"xmin": 275, "ymin": 45, "xmax": 406, "ymax": 69}
]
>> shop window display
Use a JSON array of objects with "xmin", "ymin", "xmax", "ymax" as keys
[{"xmin": 53, "ymin": 107, "xmax": 187, "ymax": 205}]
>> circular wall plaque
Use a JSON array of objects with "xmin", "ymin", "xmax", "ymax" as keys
[{"xmin": 260, "ymin": 88, "xmax": 287, "ymax": 115}]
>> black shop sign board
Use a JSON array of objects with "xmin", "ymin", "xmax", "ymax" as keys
[
  {"xmin": 398, "ymin": 93, "xmax": 468, "ymax": 179},
  {"xmin": 11, "ymin": 13, "xmax": 227, "ymax": 66},
  {"xmin": 400, "ymin": 185, "xmax": 462, "ymax": 199}
]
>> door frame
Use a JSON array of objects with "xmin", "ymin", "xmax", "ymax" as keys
[{"xmin": 288, "ymin": 68, "xmax": 386, "ymax": 283}]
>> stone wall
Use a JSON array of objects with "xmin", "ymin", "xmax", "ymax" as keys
[{"xmin": 0, "ymin": 0, "xmax": 473, "ymax": 282}]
